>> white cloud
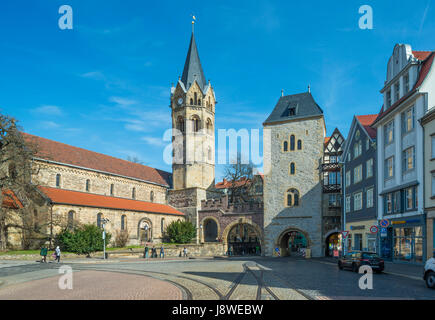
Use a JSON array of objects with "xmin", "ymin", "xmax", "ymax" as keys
[
  {"xmin": 109, "ymin": 96, "xmax": 137, "ymax": 106},
  {"xmin": 80, "ymin": 71, "xmax": 105, "ymax": 80},
  {"xmin": 141, "ymin": 136, "xmax": 165, "ymax": 146},
  {"xmin": 33, "ymin": 105, "xmax": 63, "ymax": 116}
]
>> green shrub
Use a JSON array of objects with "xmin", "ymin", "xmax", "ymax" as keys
[
  {"xmin": 166, "ymin": 220, "xmax": 196, "ymax": 244},
  {"xmin": 55, "ymin": 224, "xmax": 111, "ymax": 255}
]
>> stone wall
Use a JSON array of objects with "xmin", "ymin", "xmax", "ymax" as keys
[
  {"xmin": 34, "ymin": 161, "xmax": 168, "ymax": 204},
  {"xmin": 263, "ymin": 116, "xmax": 325, "ymax": 257},
  {"xmin": 51, "ymin": 204, "xmax": 184, "ymax": 246}
]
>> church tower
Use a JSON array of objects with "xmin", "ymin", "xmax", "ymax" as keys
[
  {"xmin": 170, "ymin": 31, "xmax": 216, "ymax": 191},
  {"xmin": 168, "ymin": 29, "xmax": 216, "ymax": 233}
]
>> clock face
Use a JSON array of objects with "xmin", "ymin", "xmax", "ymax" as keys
[{"xmin": 177, "ymin": 98, "xmax": 183, "ymax": 105}]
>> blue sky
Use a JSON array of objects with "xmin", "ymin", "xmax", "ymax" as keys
[{"xmin": 0, "ymin": 0, "xmax": 434, "ymax": 181}]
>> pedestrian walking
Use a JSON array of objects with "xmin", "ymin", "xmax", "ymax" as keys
[
  {"xmin": 183, "ymin": 246, "xmax": 188, "ymax": 258},
  {"xmin": 143, "ymin": 246, "xmax": 149, "ymax": 259},
  {"xmin": 40, "ymin": 246, "xmax": 48, "ymax": 263},
  {"xmin": 55, "ymin": 246, "xmax": 61, "ymax": 263},
  {"xmin": 228, "ymin": 245, "xmax": 233, "ymax": 256},
  {"xmin": 159, "ymin": 245, "xmax": 165, "ymax": 258},
  {"xmin": 152, "ymin": 246, "xmax": 156, "ymax": 258}
]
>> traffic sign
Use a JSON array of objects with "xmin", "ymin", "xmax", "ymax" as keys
[
  {"xmin": 380, "ymin": 219, "xmax": 389, "ymax": 228},
  {"xmin": 341, "ymin": 231, "xmax": 349, "ymax": 239},
  {"xmin": 380, "ymin": 227, "xmax": 387, "ymax": 238},
  {"xmin": 369, "ymin": 225, "xmax": 378, "ymax": 234}
]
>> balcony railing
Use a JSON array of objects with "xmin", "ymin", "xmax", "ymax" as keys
[
  {"xmin": 321, "ymin": 162, "xmax": 341, "ymax": 172},
  {"xmin": 323, "ymin": 184, "xmax": 341, "ymax": 193}
]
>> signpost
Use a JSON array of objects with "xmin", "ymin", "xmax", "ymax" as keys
[
  {"xmin": 341, "ymin": 231, "xmax": 349, "ymax": 239},
  {"xmin": 370, "ymin": 225, "xmax": 378, "ymax": 234},
  {"xmin": 380, "ymin": 219, "xmax": 389, "ymax": 228}
]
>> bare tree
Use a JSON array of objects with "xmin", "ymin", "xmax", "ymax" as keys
[
  {"xmin": 223, "ymin": 154, "xmax": 254, "ymax": 203},
  {"xmin": 0, "ymin": 115, "xmax": 42, "ymax": 250},
  {"xmin": 126, "ymin": 156, "xmax": 144, "ymax": 165}
]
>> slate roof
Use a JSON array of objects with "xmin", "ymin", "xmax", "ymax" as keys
[
  {"xmin": 22, "ymin": 133, "xmax": 172, "ymax": 187},
  {"xmin": 181, "ymin": 32, "xmax": 206, "ymax": 92},
  {"xmin": 40, "ymin": 187, "xmax": 184, "ymax": 216},
  {"xmin": 263, "ymin": 92, "xmax": 323, "ymax": 125}
]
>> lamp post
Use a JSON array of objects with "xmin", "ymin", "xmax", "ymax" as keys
[
  {"xmin": 200, "ymin": 224, "xmax": 203, "ymax": 244},
  {"xmin": 144, "ymin": 224, "xmax": 149, "ymax": 242},
  {"xmin": 101, "ymin": 218, "xmax": 110, "ymax": 260}
]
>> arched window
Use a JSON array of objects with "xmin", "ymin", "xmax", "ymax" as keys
[
  {"xmin": 283, "ymin": 141, "xmax": 288, "ymax": 152},
  {"xmin": 194, "ymin": 92, "xmax": 198, "ymax": 105},
  {"xmin": 286, "ymin": 188, "xmax": 300, "ymax": 207},
  {"xmin": 67, "ymin": 211, "xmax": 74, "ymax": 230},
  {"xmin": 85, "ymin": 179, "xmax": 90, "ymax": 192},
  {"xmin": 121, "ymin": 215, "xmax": 127, "ymax": 231},
  {"xmin": 97, "ymin": 213, "xmax": 102, "ymax": 228},
  {"xmin": 206, "ymin": 118, "xmax": 213, "ymax": 134},
  {"xmin": 110, "ymin": 184, "xmax": 114, "ymax": 196},
  {"xmin": 150, "ymin": 191, "xmax": 154, "ymax": 202},
  {"xmin": 161, "ymin": 218, "xmax": 165, "ymax": 234},
  {"xmin": 198, "ymin": 99, "xmax": 201, "ymax": 106},
  {"xmin": 56, "ymin": 174, "xmax": 61, "ymax": 188},
  {"xmin": 177, "ymin": 116, "xmax": 185, "ymax": 133},
  {"xmin": 290, "ymin": 162, "xmax": 296, "ymax": 175},
  {"xmin": 297, "ymin": 139, "xmax": 302, "ymax": 150},
  {"xmin": 190, "ymin": 98, "xmax": 193, "ymax": 105},
  {"xmin": 290, "ymin": 135, "xmax": 295, "ymax": 151},
  {"xmin": 192, "ymin": 116, "xmax": 201, "ymax": 132}
]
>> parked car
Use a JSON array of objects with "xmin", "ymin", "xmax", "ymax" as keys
[
  {"xmin": 423, "ymin": 257, "xmax": 435, "ymax": 289},
  {"xmin": 338, "ymin": 251, "xmax": 384, "ymax": 273}
]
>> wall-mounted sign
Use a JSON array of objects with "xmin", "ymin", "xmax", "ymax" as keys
[{"xmin": 350, "ymin": 225, "xmax": 365, "ymax": 230}]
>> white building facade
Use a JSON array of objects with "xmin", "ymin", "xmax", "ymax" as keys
[{"xmin": 372, "ymin": 44, "xmax": 434, "ymax": 264}]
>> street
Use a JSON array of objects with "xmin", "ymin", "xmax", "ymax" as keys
[{"xmin": 0, "ymin": 256, "xmax": 434, "ymax": 300}]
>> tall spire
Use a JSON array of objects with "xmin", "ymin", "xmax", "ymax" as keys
[{"xmin": 181, "ymin": 32, "xmax": 206, "ymax": 91}]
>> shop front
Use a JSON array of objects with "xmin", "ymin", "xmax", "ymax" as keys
[
  {"xmin": 380, "ymin": 215, "xmax": 426, "ymax": 264},
  {"xmin": 346, "ymin": 220, "xmax": 378, "ymax": 253}
]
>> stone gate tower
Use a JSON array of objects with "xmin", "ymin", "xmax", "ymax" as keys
[{"xmin": 168, "ymin": 30, "xmax": 217, "ymax": 232}]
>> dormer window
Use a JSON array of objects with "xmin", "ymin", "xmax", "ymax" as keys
[{"xmin": 281, "ymin": 103, "xmax": 297, "ymax": 117}]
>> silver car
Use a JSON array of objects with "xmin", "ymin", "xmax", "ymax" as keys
[{"xmin": 424, "ymin": 257, "xmax": 435, "ymax": 289}]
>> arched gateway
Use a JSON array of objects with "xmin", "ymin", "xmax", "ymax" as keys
[
  {"xmin": 277, "ymin": 228, "xmax": 311, "ymax": 257},
  {"xmin": 222, "ymin": 221, "xmax": 262, "ymax": 256}
]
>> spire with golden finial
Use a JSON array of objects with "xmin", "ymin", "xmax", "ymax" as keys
[{"xmin": 191, "ymin": 15, "xmax": 196, "ymax": 33}]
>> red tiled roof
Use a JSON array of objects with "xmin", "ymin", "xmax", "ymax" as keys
[
  {"xmin": 356, "ymin": 114, "xmax": 378, "ymax": 139},
  {"xmin": 22, "ymin": 133, "xmax": 172, "ymax": 187},
  {"xmin": 2, "ymin": 190, "xmax": 23, "ymax": 209},
  {"xmin": 215, "ymin": 174, "xmax": 263, "ymax": 189},
  {"xmin": 39, "ymin": 187, "xmax": 184, "ymax": 216},
  {"xmin": 374, "ymin": 51, "xmax": 435, "ymax": 125},
  {"xmin": 412, "ymin": 50, "xmax": 432, "ymax": 61},
  {"xmin": 216, "ymin": 177, "xmax": 250, "ymax": 189}
]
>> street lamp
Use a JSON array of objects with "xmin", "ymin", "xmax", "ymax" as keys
[
  {"xmin": 143, "ymin": 224, "xmax": 149, "ymax": 258},
  {"xmin": 101, "ymin": 218, "xmax": 110, "ymax": 260}
]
